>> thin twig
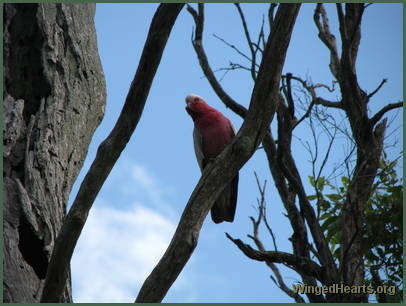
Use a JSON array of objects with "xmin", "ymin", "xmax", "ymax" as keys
[
  {"xmin": 367, "ymin": 78, "xmax": 387, "ymax": 101},
  {"xmin": 234, "ymin": 3, "xmax": 257, "ymax": 80},
  {"xmin": 212, "ymin": 33, "xmax": 255, "ymax": 66},
  {"xmin": 186, "ymin": 4, "xmax": 248, "ymax": 118}
]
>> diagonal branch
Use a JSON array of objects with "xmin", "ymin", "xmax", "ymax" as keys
[
  {"xmin": 135, "ymin": 4, "xmax": 301, "ymax": 302},
  {"xmin": 226, "ymin": 233, "xmax": 328, "ymax": 284},
  {"xmin": 40, "ymin": 3, "xmax": 185, "ymax": 302},
  {"xmin": 370, "ymin": 101, "xmax": 403, "ymax": 126},
  {"xmin": 367, "ymin": 78, "xmax": 387, "ymax": 101},
  {"xmin": 212, "ymin": 33, "xmax": 254, "ymax": 64}
]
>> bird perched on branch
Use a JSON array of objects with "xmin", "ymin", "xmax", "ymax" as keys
[{"xmin": 185, "ymin": 93, "xmax": 239, "ymax": 223}]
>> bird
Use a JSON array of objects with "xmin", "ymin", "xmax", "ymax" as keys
[{"xmin": 185, "ymin": 93, "xmax": 239, "ymax": 223}]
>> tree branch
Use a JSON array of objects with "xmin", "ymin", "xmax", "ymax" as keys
[
  {"xmin": 314, "ymin": 4, "xmax": 341, "ymax": 79},
  {"xmin": 268, "ymin": 3, "xmax": 278, "ymax": 31},
  {"xmin": 314, "ymin": 97, "xmax": 343, "ymax": 109},
  {"xmin": 234, "ymin": 3, "xmax": 257, "ymax": 81},
  {"xmin": 247, "ymin": 174, "xmax": 305, "ymax": 303},
  {"xmin": 370, "ymin": 102, "xmax": 403, "ymax": 126},
  {"xmin": 285, "ymin": 74, "xmax": 343, "ymax": 111},
  {"xmin": 367, "ymin": 78, "xmax": 387, "ymax": 100},
  {"xmin": 186, "ymin": 4, "xmax": 247, "ymax": 118},
  {"xmin": 226, "ymin": 233, "xmax": 327, "ymax": 284},
  {"xmin": 135, "ymin": 4, "xmax": 301, "ymax": 302},
  {"xmin": 39, "ymin": 3, "xmax": 185, "ymax": 302}
]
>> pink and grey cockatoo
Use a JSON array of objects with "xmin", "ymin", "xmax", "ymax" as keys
[{"xmin": 185, "ymin": 93, "xmax": 239, "ymax": 223}]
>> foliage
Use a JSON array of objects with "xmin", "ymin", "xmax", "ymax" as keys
[{"xmin": 308, "ymin": 152, "xmax": 403, "ymax": 301}]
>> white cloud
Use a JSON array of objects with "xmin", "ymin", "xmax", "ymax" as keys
[
  {"xmin": 71, "ymin": 203, "xmax": 176, "ymax": 303},
  {"xmin": 71, "ymin": 158, "xmax": 187, "ymax": 303},
  {"xmin": 71, "ymin": 160, "xmax": 201, "ymax": 302}
]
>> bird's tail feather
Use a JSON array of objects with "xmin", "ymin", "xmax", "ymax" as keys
[{"xmin": 211, "ymin": 174, "xmax": 239, "ymax": 224}]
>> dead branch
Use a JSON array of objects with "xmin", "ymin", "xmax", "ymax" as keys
[
  {"xmin": 39, "ymin": 3, "xmax": 185, "ymax": 302},
  {"xmin": 246, "ymin": 173, "xmax": 305, "ymax": 302},
  {"xmin": 186, "ymin": 4, "xmax": 247, "ymax": 118},
  {"xmin": 268, "ymin": 3, "xmax": 278, "ymax": 30},
  {"xmin": 276, "ymin": 128, "xmax": 339, "ymax": 284},
  {"xmin": 135, "ymin": 4, "xmax": 301, "ymax": 302},
  {"xmin": 226, "ymin": 233, "xmax": 328, "ymax": 284},
  {"xmin": 212, "ymin": 33, "xmax": 253, "ymax": 65},
  {"xmin": 370, "ymin": 101, "xmax": 403, "ymax": 126},
  {"xmin": 367, "ymin": 78, "xmax": 387, "ymax": 100},
  {"xmin": 234, "ymin": 3, "xmax": 257, "ymax": 80},
  {"xmin": 314, "ymin": 4, "xmax": 341, "ymax": 79}
]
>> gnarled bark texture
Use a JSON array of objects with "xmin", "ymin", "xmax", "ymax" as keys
[{"xmin": 3, "ymin": 3, "xmax": 106, "ymax": 302}]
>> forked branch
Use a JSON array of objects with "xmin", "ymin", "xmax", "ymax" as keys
[{"xmin": 226, "ymin": 233, "xmax": 328, "ymax": 284}]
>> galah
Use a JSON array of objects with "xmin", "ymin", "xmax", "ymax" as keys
[{"xmin": 185, "ymin": 93, "xmax": 239, "ymax": 223}]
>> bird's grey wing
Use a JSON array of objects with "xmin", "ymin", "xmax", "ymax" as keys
[
  {"xmin": 210, "ymin": 119, "xmax": 239, "ymax": 223},
  {"xmin": 193, "ymin": 127, "xmax": 206, "ymax": 171}
]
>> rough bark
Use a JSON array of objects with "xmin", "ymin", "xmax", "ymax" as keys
[{"xmin": 3, "ymin": 3, "xmax": 106, "ymax": 302}]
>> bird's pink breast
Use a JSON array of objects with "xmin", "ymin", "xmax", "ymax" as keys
[{"xmin": 195, "ymin": 112, "xmax": 233, "ymax": 158}]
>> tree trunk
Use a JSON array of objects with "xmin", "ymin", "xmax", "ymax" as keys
[{"xmin": 3, "ymin": 3, "xmax": 106, "ymax": 302}]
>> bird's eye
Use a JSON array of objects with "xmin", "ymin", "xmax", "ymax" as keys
[{"xmin": 194, "ymin": 97, "xmax": 199, "ymax": 103}]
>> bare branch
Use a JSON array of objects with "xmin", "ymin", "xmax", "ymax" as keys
[
  {"xmin": 313, "ymin": 81, "xmax": 337, "ymax": 92},
  {"xmin": 262, "ymin": 203, "xmax": 278, "ymax": 252},
  {"xmin": 336, "ymin": 4, "xmax": 347, "ymax": 42},
  {"xmin": 367, "ymin": 78, "xmax": 387, "ymax": 100},
  {"xmin": 314, "ymin": 4, "xmax": 341, "ymax": 79},
  {"xmin": 269, "ymin": 267, "xmax": 306, "ymax": 303},
  {"xmin": 292, "ymin": 100, "xmax": 315, "ymax": 130},
  {"xmin": 255, "ymin": 15, "xmax": 265, "ymax": 55},
  {"xmin": 278, "ymin": 150, "xmax": 339, "ymax": 283},
  {"xmin": 40, "ymin": 3, "xmax": 185, "ymax": 302},
  {"xmin": 284, "ymin": 73, "xmax": 295, "ymax": 117},
  {"xmin": 213, "ymin": 62, "xmax": 252, "ymax": 81},
  {"xmin": 247, "ymin": 188, "xmax": 304, "ymax": 305},
  {"xmin": 226, "ymin": 233, "xmax": 328, "ymax": 284},
  {"xmin": 268, "ymin": 3, "xmax": 278, "ymax": 30},
  {"xmin": 213, "ymin": 33, "xmax": 253, "ymax": 65},
  {"xmin": 370, "ymin": 101, "xmax": 403, "ymax": 126},
  {"xmin": 234, "ymin": 3, "xmax": 257, "ymax": 80},
  {"xmin": 314, "ymin": 97, "xmax": 343, "ymax": 109},
  {"xmin": 186, "ymin": 4, "xmax": 248, "ymax": 118},
  {"xmin": 284, "ymin": 75, "xmax": 343, "ymax": 112}
]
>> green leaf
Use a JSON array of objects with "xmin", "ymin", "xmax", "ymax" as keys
[
  {"xmin": 321, "ymin": 215, "xmax": 339, "ymax": 231},
  {"xmin": 317, "ymin": 176, "xmax": 325, "ymax": 191},
  {"xmin": 326, "ymin": 193, "xmax": 341, "ymax": 202},
  {"xmin": 307, "ymin": 194, "xmax": 317, "ymax": 201},
  {"xmin": 308, "ymin": 175, "xmax": 315, "ymax": 187},
  {"xmin": 341, "ymin": 176, "xmax": 349, "ymax": 187}
]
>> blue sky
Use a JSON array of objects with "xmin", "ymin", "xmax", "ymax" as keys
[{"xmin": 70, "ymin": 3, "xmax": 403, "ymax": 303}]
